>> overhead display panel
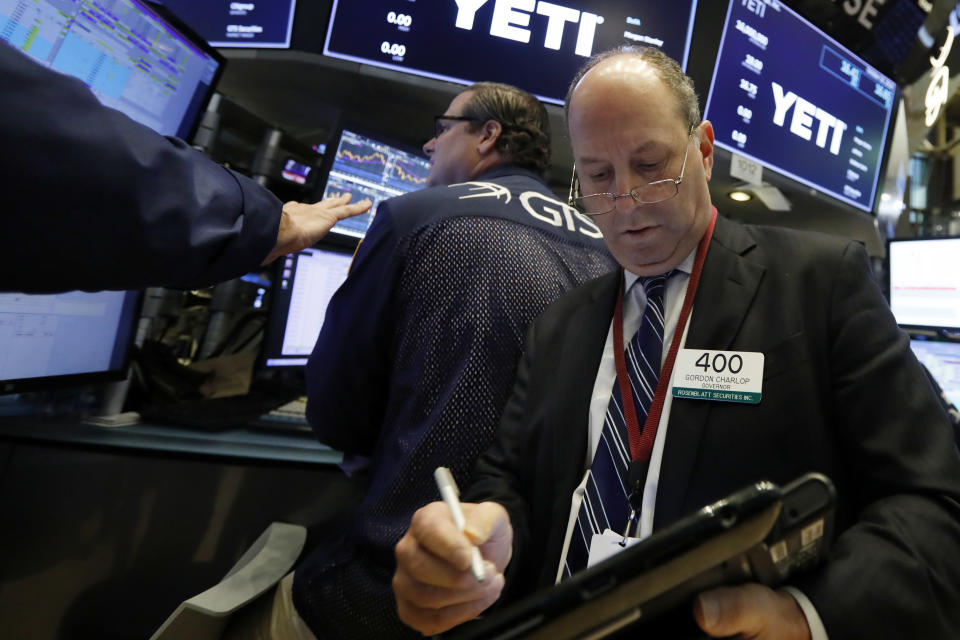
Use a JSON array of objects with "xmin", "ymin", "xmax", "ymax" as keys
[
  {"xmin": 704, "ymin": 0, "xmax": 898, "ymax": 213},
  {"xmin": 162, "ymin": 0, "xmax": 297, "ymax": 48},
  {"xmin": 323, "ymin": 0, "xmax": 699, "ymax": 105}
]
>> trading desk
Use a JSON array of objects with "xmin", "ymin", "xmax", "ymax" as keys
[{"xmin": 0, "ymin": 416, "xmax": 358, "ymax": 640}]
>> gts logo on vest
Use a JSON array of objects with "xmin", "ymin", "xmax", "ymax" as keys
[
  {"xmin": 771, "ymin": 82, "xmax": 847, "ymax": 155},
  {"xmin": 454, "ymin": 0, "xmax": 604, "ymax": 57}
]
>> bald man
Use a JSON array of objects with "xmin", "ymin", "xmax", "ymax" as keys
[{"xmin": 391, "ymin": 47, "xmax": 960, "ymax": 639}]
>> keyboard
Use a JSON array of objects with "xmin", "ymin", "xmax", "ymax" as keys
[{"xmin": 260, "ymin": 397, "xmax": 308, "ymax": 425}]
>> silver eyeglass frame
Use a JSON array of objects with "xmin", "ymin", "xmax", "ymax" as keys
[{"xmin": 567, "ymin": 126, "xmax": 697, "ymax": 216}]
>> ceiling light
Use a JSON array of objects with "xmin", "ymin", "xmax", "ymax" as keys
[{"xmin": 728, "ymin": 190, "xmax": 753, "ymax": 202}]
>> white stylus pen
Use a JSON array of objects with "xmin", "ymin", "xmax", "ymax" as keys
[{"xmin": 434, "ymin": 466, "xmax": 486, "ymax": 583}]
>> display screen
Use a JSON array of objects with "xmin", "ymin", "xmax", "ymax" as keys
[
  {"xmin": 703, "ymin": 0, "xmax": 897, "ymax": 212},
  {"xmin": 281, "ymin": 158, "xmax": 312, "ymax": 184},
  {"xmin": 0, "ymin": 0, "xmax": 223, "ymax": 139},
  {"xmin": 0, "ymin": 291, "xmax": 140, "ymax": 394},
  {"xmin": 910, "ymin": 339, "xmax": 960, "ymax": 409},
  {"xmin": 323, "ymin": 0, "xmax": 698, "ymax": 105},
  {"xmin": 262, "ymin": 245, "xmax": 354, "ymax": 367},
  {"xmin": 888, "ymin": 237, "xmax": 960, "ymax": 331},
  {"xmin": 161, "ymin": 0, "xmax": 297, "ymax": 48},
  {"xmin": 319, "ymin": 129, "xmax": 431, "ymax": 239}
]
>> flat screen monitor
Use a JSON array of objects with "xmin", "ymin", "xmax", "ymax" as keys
[
  {"xmin": 323, "ymin": 0, "xmax": 699, "ymax": 105},
  {"xmin": 262, "ymin": 244, "xmax": 355, "ymax": 368},
  {"xmin": 160, "ymin": 0, "xmax": 297, "ymax": 48},
  {"xmin": 910, "ymin": 339, "xmax": 960, "ymax": 409},
  {"xmin": 0, "ymin": 291, "xmax": 140, "ymax": 394},
  {"xmin": 703, "ymin": 0, "xmax": 898, "ymax": 213},
  {"xmin": 887, "ymin": 237, "xmax": 960, "ymax": 331},
  {"xmin": 318, "ymin": 128, "xmax": 431, "ymax": 239},
  {"xmin": 281, "ymin": 157, "xmax": 313, "ymax": 185},
  {"xmin": 0, "ymin": 0, "xmax": 224, "ymax": 139}
]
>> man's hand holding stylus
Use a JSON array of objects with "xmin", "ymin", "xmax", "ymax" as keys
[{"xmin": 394, "ymin": 501, "xmax": 512, "ymax": 635}]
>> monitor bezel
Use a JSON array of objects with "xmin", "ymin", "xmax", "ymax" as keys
[
  {"xmin": 0, "ymin": 290, "xmax": 143, "ymax": 396},
  {"xmin": 886, "ymin": 235, "xmax": 960, "ymax": 334},
  {"xmin": 141, "ymin": 0, "xmax": 227, "ymax": 141}
]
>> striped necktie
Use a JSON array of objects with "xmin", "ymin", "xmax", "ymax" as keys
[{"xmin": 564, "ymin": 274, "xmax": 667, "ymax": 577}]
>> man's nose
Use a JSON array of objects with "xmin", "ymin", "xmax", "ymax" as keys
[
  {"xmin": 422, "ymin": 138, "xmax": 435, "ymax": 156},
  {"xmin": 613, "ymin": 189, "xmax": 638, "ymax": 214}
]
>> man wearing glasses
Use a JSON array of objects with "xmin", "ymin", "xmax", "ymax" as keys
[
  {"xmin": 290, "ymin": 82, "xmax": 615, "ymax": 639},
  {"xmin": 393, "ymin": 48, "xmax": 960, "ymax": 639}
]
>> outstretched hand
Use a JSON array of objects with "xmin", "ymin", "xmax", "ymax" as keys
[{"xmin": 262, "ymin": 193, "xmax": 371, "ymax": 265}]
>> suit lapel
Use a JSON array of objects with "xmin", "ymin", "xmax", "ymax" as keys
[
  {"xmin": 551, "ymin": 272, "xmax": 620, "ymax": 481},
  {"xmin": 655, "ymin": 216, "xmax": 766, "ymax": 527}
]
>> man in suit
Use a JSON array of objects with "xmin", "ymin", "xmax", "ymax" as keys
[
  {"xmin": 290, "ymin": 82, "xmax": 616, "ymax": 639},
  {"xmin": 392, "ymin": 47, "xmax": 960, "ymax": 639}
]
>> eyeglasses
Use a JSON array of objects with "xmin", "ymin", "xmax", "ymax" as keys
[
  {"xmin": 567, "ymin": 128, "xmax": 696, "ymax": 216},
  {"xmin": 433, "ymin": 115, "xmax": 480, "ymax": 140}
]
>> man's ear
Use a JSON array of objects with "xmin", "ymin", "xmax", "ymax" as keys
[
  {"xmin": 698, "ymin": 121, "xmax": 715, "ymax": 182},
  {"xmin": 477, "ymin": 119, "xmax": 503, "ymax": 156}
]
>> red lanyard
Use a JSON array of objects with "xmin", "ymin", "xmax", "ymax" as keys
[{"xmin": 612, "ymin": 207, "xmax": 717, "ymax": 462}]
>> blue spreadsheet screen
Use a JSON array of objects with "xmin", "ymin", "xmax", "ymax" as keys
[{"xmin": 0, "ymin": 0, "xmax": 220, "ymax": 137}]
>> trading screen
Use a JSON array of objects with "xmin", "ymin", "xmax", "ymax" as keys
[
  {"xmin": 704, "ymin": 0, "xmax": 896, "ymax": 212},
  {"xmin": 910, "ymin": 340, "xmax": 960, "ymax": 410},
  {"xmin": 0, "ymin": 0, "xmax": 220, "ymax": 137},
  {"xmin": 321, "ymin": 129, "xmax": 431, "ymax": 238},
  {"xmin": 263, "ymin": 247, "xmax": 354, "ymax": 367},
  {"xmin": 889, "ymin": 237, "xmax": 960, "ymax": 330},
  {"xmin": 324, "ymin": 0, "xmax": 698, "ymax": 104}
]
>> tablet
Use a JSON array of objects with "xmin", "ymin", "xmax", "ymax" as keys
[{"xmin": 448, "ymin": 473, "xmax": 835, "ymax": 640}]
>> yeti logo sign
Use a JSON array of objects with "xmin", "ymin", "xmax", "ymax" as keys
[
  {"xmin": 453, "ymin": 0, "xmax": 604, "ymax": 56},
  {"xmin": 771, "ymin": 82, "xmax": 847, "ymax": 155}
]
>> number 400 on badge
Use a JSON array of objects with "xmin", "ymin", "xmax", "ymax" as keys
[{"xmin": 672, "ymin": 349, "xmax": 764, "ymax": 404}]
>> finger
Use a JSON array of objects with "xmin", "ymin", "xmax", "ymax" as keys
[
  {"xmin": 694, "ymin": 583, "xmax": 806, "ymax": 639},
  {"xmin": 409, "ymin": 502, "xmax": 485, "ymax": 573},
  {"xmin": 462, "ymin": 502, "xmax": 513, "ymax": 570},
  {"xmin": 337, "ymin": 199, "xmax": 372, "ymax": 217},
  {"xmin": 395, "ymin": 575, "xmax": 505, "ymax": 637},
  {"xmin": 392, "ymin": 561, "xmax": 502, "ymax": 609},
  {"xmin": 395, "ymin": 529, "xmax": 487, "ymax": 589}
]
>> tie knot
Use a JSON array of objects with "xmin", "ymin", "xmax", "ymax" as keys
[{"xmin": 640, "ymin": 272, "xmax": 670, "ymax": 297}]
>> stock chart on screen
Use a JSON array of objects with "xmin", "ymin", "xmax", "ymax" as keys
[{"xmin": 321, "ymin": 129, "xmax": 430, "ymax": 238}]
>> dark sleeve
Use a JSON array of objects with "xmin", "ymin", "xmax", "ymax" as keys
[
  {"xmin": 0, "ymin": 43, "xmax": 281, "ymax": 293},
  {"xmin": 796, "ymin": 241, "xmax": 960, "ymax": 638},
  {"xmin": 304, "ymin": 204, "xmax": 401, "ymax": 455},
  {"xmin": 464, "ymin": 322, "xmax": 537, "ymax": 601}
]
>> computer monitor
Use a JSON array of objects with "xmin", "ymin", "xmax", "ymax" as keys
[
  {"xmin": 0, "ymin": 291, "xmax": 141, "ymax": 394},
  {"xmin": 317, "ymin": 127, "xmax": 431, "ymax": 239},
  {"xmin": 0, "ymin": 0, "xmax": 221, "ymax": 394},
  {"xmin": 160, "ymin": 0, "xmax": 297, "ymax": 48},
  {"xmin": 323, "ymin": 0, "xmax": 699, "ymax": 105},
  {"xmin": 910, "ymin": 339, "xmax": 960, "ymax": 410},
  {"xmin": 703, "ymin": 0, "xmax": 898, "ymax": 213},
  {"xmin": 0, "ymin": 0, "xmax": 225, "ymax": 139},
  {"xmin": 887, "ymin": 236, "xmax": 960, "ymax": 332},
  {"xmin": 261, "ymin": 244, "xmax": 356, "ymax": 368}
]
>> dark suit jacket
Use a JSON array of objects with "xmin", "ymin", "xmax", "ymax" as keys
[{"xmin": 467, "ymin": 214, "xmax": 960, "ymax": 638}]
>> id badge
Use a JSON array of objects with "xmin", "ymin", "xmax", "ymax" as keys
[
  {"xmin": 587, "ymin": 528, "xmax": 642, "ymax": 568},
  {"xmin": 672, "ymin": 349, "xmax": 764, "ymax": 404}
]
